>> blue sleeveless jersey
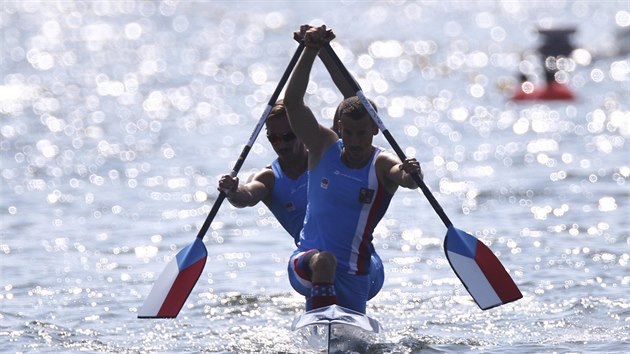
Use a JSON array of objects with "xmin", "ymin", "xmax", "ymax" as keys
[
  {"xmin": 298, "ymin": 140, "xmax": 393, "ymax": 275},
  {"xmin": 268, "ymin": 159, "xmax": 308, "ymax": 245}
]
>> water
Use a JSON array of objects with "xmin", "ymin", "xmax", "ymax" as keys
[{"xmin": 1, "ymin": 0, "xmax": 628, "ymax": 353}]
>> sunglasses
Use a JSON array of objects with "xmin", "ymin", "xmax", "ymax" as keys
[{"xmin": 267, "ymin": 131, "xmax": 296, "ymax": 145}]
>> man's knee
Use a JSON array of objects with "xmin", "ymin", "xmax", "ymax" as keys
[{"xmin": 310, "ymin": 251, "xmax": 337, "ymax": 274}]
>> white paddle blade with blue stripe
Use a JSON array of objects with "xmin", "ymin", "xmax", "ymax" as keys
[
  {"xmin": 138, "ymin": 238, "xmax": 207, "ymax": 318},
  {"xmin": 444, "ymin": 226, "xmax": 522, "ymax": 310}
]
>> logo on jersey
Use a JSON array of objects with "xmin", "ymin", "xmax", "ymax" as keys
[
  {"xmin": 320, "ymin": 178, "xmax": 329, "ymax": 189},
  {"xmin": 358, "ymin": 187, "xmax": 375, "ymax": 204},
  {"xmin": 285, "ymin": 201, "xmax": 295, "ymax": 212}
]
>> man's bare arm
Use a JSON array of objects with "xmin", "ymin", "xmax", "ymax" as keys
[
  {"xmin": 284, "ymin": 26, "xmax": 339, "ymax": 165},
  {"xmin": 379, "ymin": 153, "xmax": 422, "ymax": 192},
  {"xmin": 218, "ymin": 169, "xmax": 274, "ymax": 208}
]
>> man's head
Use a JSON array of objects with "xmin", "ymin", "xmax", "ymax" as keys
[
  {"xmin": 333, "ymin": 96, "xmax": 378, "ymax": 135},
  {"xmin": 335, "ymin": 97, "xmax": 379, "ymax": 163},
  {"xmin": 266, "ymin": 100, "xmax": 305, "ymax": 161}
]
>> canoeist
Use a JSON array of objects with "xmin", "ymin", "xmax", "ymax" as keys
[
  {"xmin": 284, "ymin": 25, "xmax": 422, "ymax": 314},
  {"xmin": 218, "ymin": 26, "xmax": 386, "ymax": 300},
  {"xmin": 218, "ymin": 100, "xmax": 309, "ymax": 244},
  {"xmin": 512, "ymin": 28, "xmax": 577, "ymax": 101}
]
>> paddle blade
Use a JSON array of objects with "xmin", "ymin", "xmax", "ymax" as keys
[
  {"xmin": 444, "ymin": 226, "xmax": 522, "ymax": 310},
  {"xmin": 138, "ymin": 238, "xmax": 207, "ymax": 318}
]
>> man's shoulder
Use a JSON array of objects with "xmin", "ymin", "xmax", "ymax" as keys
[
  {"xmin": 374, "ymin": 149, "xmax": 400, "ymax": 175},
  {"xmin": 375, "ymin": 148, "xmax": 397, "ymax": 162},
  {"xmin": 311, "ymin": 130, "xmax": 342, "ymax": 157},
  {"xmin": 251, "ymin": 165, "xmax": 276, "ymax": 183}
]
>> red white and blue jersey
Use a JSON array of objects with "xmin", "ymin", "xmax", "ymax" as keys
[
  {"xmin": 298, "ymin": 140, "xmax": 393, "ymax": 275},
  {"xmin": 269, "ymin": 159, "xmax": 308, "ymax": 245}
]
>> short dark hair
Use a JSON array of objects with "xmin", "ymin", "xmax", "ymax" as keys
[
  {"xmin": 268, "ymin": 99, "xmax": 287, "ymax": 121},
  {"xmin": 334, "ymin": 96, "xmax": 377, "ymax": 122}
]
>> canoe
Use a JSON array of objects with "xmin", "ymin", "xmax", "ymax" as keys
[{"xmin": 291, "ymin": 305, "xmax": 382, "ymax": 353}]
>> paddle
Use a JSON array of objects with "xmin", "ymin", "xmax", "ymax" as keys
[
  {"xmin": 138, "ymin": 43, "xmax": 306, "ymax": 318},
  {"xmin": 323, "ymin": 44, "xmax": 522, "ymax": 310}
]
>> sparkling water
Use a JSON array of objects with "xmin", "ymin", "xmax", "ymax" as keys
[{"xmin": 1, "ymin": 1, "xmax": 628, "ymax": 353}]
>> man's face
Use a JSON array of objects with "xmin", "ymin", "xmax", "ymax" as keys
[
  {"xmin": 265, "ymin": 115, "xmax": 303, "ymax": 160},
  {"xmin": 339, "ymin": 114, "xmax": 377, "ymax": 163}
]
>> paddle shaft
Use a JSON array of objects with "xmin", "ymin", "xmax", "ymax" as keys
[
  {"xmin": 196, "ymin": 43, "xmax": 306, "ymax": 240},
  {"xmin": 322, "ymin": 44, "xmax": 523, "ymax": 311},
  {"xmin": 323, "ymin": 44, "xmax": 453, "ymax": 228}
]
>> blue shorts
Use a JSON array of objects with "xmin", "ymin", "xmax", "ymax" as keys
[{"xmin": 288, "ymin": 248, "xmax": 385, "ymax": 314}]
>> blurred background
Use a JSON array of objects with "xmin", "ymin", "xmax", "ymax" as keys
[{"xmin": 1, "ymin": 1, "xmax": 628, "ymax": 353}]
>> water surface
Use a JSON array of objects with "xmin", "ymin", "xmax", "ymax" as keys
[{"xmin": 1, "ymin": 1, "xmax": 629, "ymax": 353}]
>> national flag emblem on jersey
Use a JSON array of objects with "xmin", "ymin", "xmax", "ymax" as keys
[
  {"xmin": 138, "ymin": 238, "xmax": 207, "ymax": 318},
  {"xmin": 358, "ymin": 187, "xmax": 375, "ymax": 204},
  {"xmin": 444, "ymin": 226, "xmax": 522, "ymax": 310},
  {"xmin": 320, "ymin": 177, "xmax": 329, "ymax": 189}
]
